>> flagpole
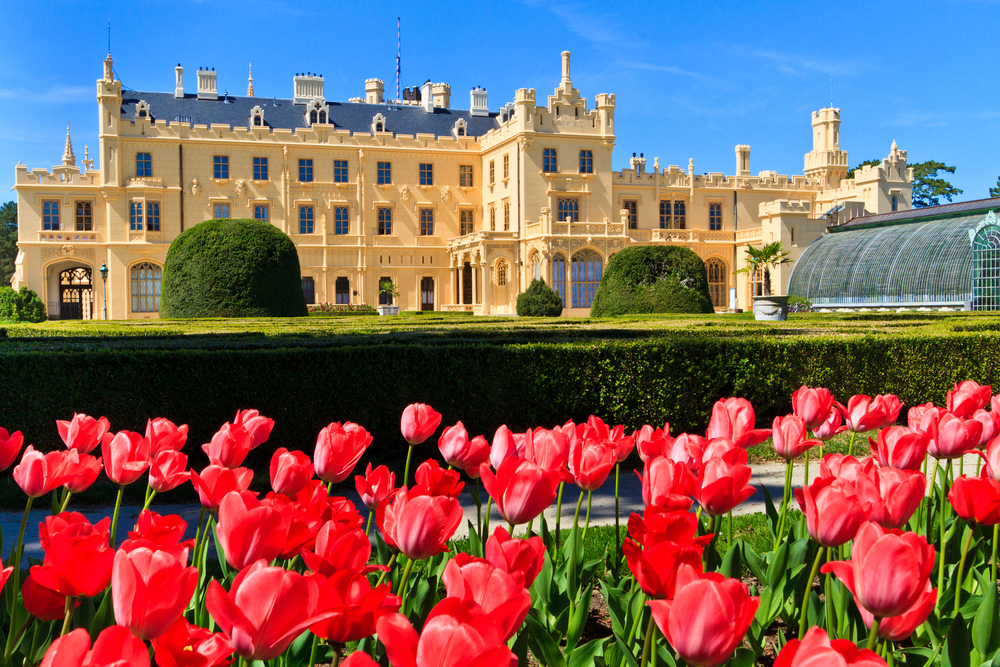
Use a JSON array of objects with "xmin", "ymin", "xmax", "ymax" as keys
[{"xmin": 396, "ymin": 17, "xmax": 401, "ymax": 102}]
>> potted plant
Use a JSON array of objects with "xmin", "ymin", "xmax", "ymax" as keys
[
  {"xmin": 735, "ymin": 241, "xmax": 792, "ymax": 321},
  {"xmin": 377, "ymin": 281, "xmax": 400, "ymax": 316}
]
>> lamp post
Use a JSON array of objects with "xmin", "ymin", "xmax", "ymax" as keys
[{"xmin": 99, "ymin": 262, "xmax": 108, "ymax": 320}]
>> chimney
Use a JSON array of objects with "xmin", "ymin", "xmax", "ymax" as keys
[
  {"xmin": 294, "ymin": 73, "xmax": 325, "ymax": 105},
  {"xmin": 365, "ymin": 78, "xmax": 384, "ymax": 104},
  {"xmin": 174, "ymin": 64, "xmax": 184, "ymax": 99},
  {"xmin": 470, "ymin": 86, "xmax": 489, "ymax": 117},
  {"xmin": 561, "ymin": 51, "xmax": 572, "ymax": 86},
  {"xmin": 197, "ymin": 67, "xmax": 218, "ymax": 100},
  {"xmin": 735, "ymin": 145, "xmax": 751, "ymax": 176},
  {"xmin": 421, "ymin": 80, "xmax": 434, "ymax": 113},
  {"xmin": 431, "ymin": 83, "xmax": 451, "ymax": 108}
]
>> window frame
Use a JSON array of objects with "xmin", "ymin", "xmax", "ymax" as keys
[
  {"xmin": 130, "ymin": 262, "xmax": 162, "ymax": 313},
  {"xmin": 75, "ymin": 201, "xmax": 93, "ymax": 231},
  {"xmin": 460, "ymin": 209, "xmax": 474, "ymax": 236},
  {"xmin": 557, "ymin": 197, "xmax": 579, "ymax": 223},
  {"xmin": 129, "ymin": 200, "xmax": 143, "ymax": 231},
  {"xmin": 334, "ymin": 206, "xmax": 349, "ymax": 235},
  {"xmin": 543, "ymin": 148, "xmax": 558, "ymax": 173},
  {"xmin": 579, "ymin": 150, "xmax": 593, "ymax": 174},
  {"xmin": 335, "ymin": 276, "xmax": 350, "ymax": 305},
  {"xmin": 136, "ymin": 152, "xmax": 152, "ymax": 177},
  {"xmin": 253, "ymin": 156, "xmax": 269, "ymax": 181},
  {"xmin": 709, "ymin": 202, "xmax": 723, "ymax": 231},
  {"xmin": 299, "ymin": 205, "xmax": 315, "ymax": 234},
  {"xmin": 43, "ymin": 200, "xmax": 60, "ymax": 231},
  {"xmin": 334, "ymin": 160, "xmax": 348, "ymax": 183},
  {"xmin": 377, "ymin": 161, "xmax": 392, "ymax": 185},
  {"xmin": 489, "ymin": 205, "xmax": 496, "ymax": 231},
  {"xmin": 659, "ymin": 200, "xmax": 671, "ymax": 229},
  {"xmin": 377, "ymin": 207, "xmax": 393, "ymax": 235},
  {"xmin": 298, "ymin": 158, "xmax": 314, "ymax": 183},
  {"xmin": 419, "ymin": 208, "xmax": 434, "ymax": 236},
  {"xmin": 459, "ymin": 165, "xmax": 473, "ymax": 188},
  {"xmin": 253, "ymin": 204, "xmax": 270, "ymax": 222},
  {"xmin": 489, "ymin": 160, "xmax": 495, "ymax": 185},
  {"xmin": 673, "ymin": 201, "xmax": 686, "ymax": 229},
  {"xmin": 623, "ymin": 200, "xmax": 637, "ymax": 229},
  {"xmin": 419, "ymin": 163, "xmax": 434, "ymax": 186},
  {"xmin": 145, "ymin": 201, "xmax": 160, "ymax": 232},
  {"xmin": 213, "ymin": 155, "xmax": 229, "ymax": 180},
  {"xmin": 503, "ymin": 201, "xmax": 510, "ymax": 231},
  {"xmin": 503, "ymin": 154, "xmax": 510, "ymax": 180},
  {"xmin": 301, "ymin": 276, "xmax": 315, "ymax": 305}
]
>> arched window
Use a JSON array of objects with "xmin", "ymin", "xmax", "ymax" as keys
[
  {"xmin": 254, "ymin": 205, "xmax": 269, "ymax": 222},
  {"xmin": 378, "ymin": 276, "xmax": 394, "ymax": 305},
  {"xmin": 530, "ymin": 252, "xmax": 541, "ymax": 281},
  {"xmin": 706, "ymin": 258, "xmax": 727, "ymax": 309},
  {"xmin": 302, "ymin": 277, "xmax": 315, "ymax": 305},
  {"xmin": 335, "ymin": 277, "xmax": 350, "ymax": 304},
  {"xmin": 571, "ymin": 249, "xmax": 602, "ymax": 308},
  {"xmin": 146, "ymin": 202, "xmax": 160, "ymax": 231},
  {"xmin": 214, "ymin": 203, "xmax": 230, "ymax": 219},
  {"xmin": 673, "ymin": 201, "xmax": 686, "ymax": 229},
  {"xmin": 75, "ymin": 201, "xmax": 92, "ymax": 231},
  {"xmin": 496, "ymin": 260, "xmax": 508, "ymax": 287},
  {"xmin": 310, "ymin": 110, "xmax": 318, "ymax": 124},
  {"xmin": 130, "ymin": 262, "xmax": 161, "ymax": 313},
  {"xmin": 552, "ymin": 254, "xmax": 566, "ymax": 306}
]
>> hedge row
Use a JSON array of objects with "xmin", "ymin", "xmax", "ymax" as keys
[{"xmin": 1, "ymin": 332, "xmax": 999, "ymax": 474}]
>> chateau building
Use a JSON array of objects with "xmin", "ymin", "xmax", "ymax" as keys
[{"xmin": 12, "ymin": 52, "xmax": 912, "ymax": 319}]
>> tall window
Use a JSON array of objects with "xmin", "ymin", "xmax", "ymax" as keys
[
  {"xmin": 419, "ymin": 163, "xmax": 433, "ymax": 186},
  {"xmin": 552, "ymin": 254, "xmax": 566, "ymax": 307},
  {"xmin": 130, "ymin": 262, "xmax": 161, "ymax": 313},
  {"xmin": 254, "ymin": 204, "xmax": 269, "ymax": 221},
  {"xmin": 706, "ymin": 258, "xmax": 726, "ymax": 308},
  {"xmin": 213, "ymin": 155, "xmax": 229, "ymax": 180},
  {"xmin": 674, "ymin": 201, "xmax": 686, "ymax": 229},
  {"xmin": 530, "ymin": 252, "xmax": 541, "ymax": 281},
  {"xmin": 420, "ymin": 209, "xmax": 434, "ymax": 236},
  {"xmin": 334, "ymin": 160, "xmax": 348, "ymax": 183},
  {"xmin": 503, "ymin": 154, "xmax": 509, "ymax": 179},
  {"xmin": 253, "ymin": 157, "xmax": 268, "ymax": 181},
  {"xmin": 490, "ymin": 206, "xmax": 496, "ymax": 231},
  {"xmin": 129, "ymin": 201, "xmax": 143, "ymax": 231},
  {"xmin": 459, "ymin": 165, "xmax": 473, "ymax": 187},
  {"xmin": 378, "ymin": 277, "xmax": 394, "ymax": 305},
  {"xmin": 299, "ymin": 206, "xmax": 314, "ymax": 234},
  {"xmin": 335, "ymin": 277, "xmax": 350, "ymax": 304},
  {"xmin": 659, "ymin": 200, "xmax": 671, "ymax": 229},
  {"xmin": 892, "ymin": 195, "xmax": 898, "ymax": 211},
  {"xmin": 624, "ymin": 200, "xmax": 637, "ymax": 229},
  {"xmin": 709, "ymin": 202, "xmax": 722, "ymax": 231},
  {"xmin": 214, "ymin": 203, "xmax": 230, "ymax": 219},
  {"xmin": 460, "ymin": 210, "xmax": 474, "ymax": 236},
  {"xmin": 543, "ymin": 148, "xmax": 557, "ymax": 173},
  {"xmin": 378, "ymin": 207, "xmax": 392, "ymax": 235},
  {"xmin": 302, "ymin": 277, "xmax": 315, "ymax": 305},
  {"xmin": 299, "ymin": 159, "xmax": 313, "ymax": 183},
  {"xmin": 146, "ymin": 202, "xmax": 160, "ymax": 231},
  {"xmin": 503, "ymin": 202, "xmax": 510, "ymax": 231},
  {"xmin": 43, "ymin": 201, "xmax": 60, "ymax": 230},
  {"xmin": 579, "ymin": 150, "xmax": 593, "ymax": 174},
  {"xmin": 571, "ymin": 249, "xmax": 603, "ymax": 308},
  {"xmin": 136, "ymin": 152, "xmax": 152, "ymax": 177},
  {"xmin": 489, "ymin": 160, "xmax": 495, "ymax": 185},
  {"xmin": 75, "ymin": 202, "xmax": 92, "ymax": 231},
  {"xmin": 377, "ymin": 162, "xmax": 391, "ymax": 185},
  {"xmin": 557, "ymin": 198, "xmax": 579, "ymax": 222},
  {"xmin": 496, "ymin": 260, "xmax": 508, "ymax": 286},
  {"xmin": 334, "ymin": 206, "xmax": 349, "ymax": 235}
]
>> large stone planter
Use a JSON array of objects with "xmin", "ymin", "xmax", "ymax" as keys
[
  {"xmin": 377, "ymin": 305, "xmax": 400, "ymax": 316},
  {"xmin": 753, "ymin": 295, "xmax": 789, "ymax": 321}
]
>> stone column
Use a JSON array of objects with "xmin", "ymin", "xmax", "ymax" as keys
[
  {"xmin": 481, "ymin": 261, "xmax": 490, "ymax": 314},
  {"xmin": 458, "ymin": 258, "xmax": 465, "ymax": 305}
]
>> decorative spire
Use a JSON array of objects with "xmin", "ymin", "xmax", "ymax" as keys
[
  {"xmin": 83, "ymin": 145, "xmax": 93, "ymax": 171},
  {"xmin": 62, "ymin": 122, "xmax": 75, "ymax": 167},
  {"xmin": 247, "ymin": 63, "xmax": 254, "ymax": 97},
  {"xmin": 891, "ymin": 139, "xmax": 898, "ymax": 151}
]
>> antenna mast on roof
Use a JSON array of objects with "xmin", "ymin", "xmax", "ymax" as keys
[
  {"xmin": 396, "ymin": 17, "xmax": 402, "ymax": 103},
  {"xmin": 107, "ymin": 21, "xmax": 111, "ymax": 55}
]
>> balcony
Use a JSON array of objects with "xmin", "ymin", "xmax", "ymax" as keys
[
  {"xmin": 126, "ymin": 177, "xmax": 164, "ymax": 188},
  {"xmin": 626, "ymin": 229, "xmax": 737, "ymax": 244}
]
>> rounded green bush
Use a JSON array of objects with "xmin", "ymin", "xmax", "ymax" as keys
[
  {"xmin": 516, "ymin": 279, "xmax": 565, "ymax": 317},
  {"xmin": 0, "ymin": 286, "xmax": 46, "ymax": 322},
  {"xmin": 590, "ymin": 245, "xmax": 715, "ymax": 316},
  {"xmin": 160, "ymin": 219, "xmax": 308, "ymax": 318}
]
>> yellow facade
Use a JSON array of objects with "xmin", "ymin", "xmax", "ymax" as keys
[{"xmin": 12, "ymin": 52, "xmax": 912, "ymax": 319}]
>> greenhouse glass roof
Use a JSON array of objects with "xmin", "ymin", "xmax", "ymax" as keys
[{"xmin": 788, "ymin": 208, "xmax": 1000, "ymax": 308}]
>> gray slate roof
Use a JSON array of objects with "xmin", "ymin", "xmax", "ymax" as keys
[
  {"xmin": 839, "ymin": 197, "xmax": 1000, "ymax": 231},
  {"xmin": 120, "ymin": 91, "xmax": 499, "ymax": 139}
]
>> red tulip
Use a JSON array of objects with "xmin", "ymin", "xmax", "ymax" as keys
[
  {"xmin": 202, "ymin": 422, "xmax": 251, "ymax": 469},
  {"xmin": 127, "ymin": 510, "xmax": 191, "ymax": 551},
  {"xmin": 310, "ymin": 570, "xmax": 401, "ymax": 643},
  {"xmin": 112, "ymin": 545, "xmax": 199, "ymax": 639},
  {"xmin": 813, "ymin": 407, "xmax": 848, "ymax": 442},
  {"xmin": 872, "ymin": 394, "xmax": 904, "ymax": 428},
  {"xmin": 56, "ymin": 413, "xmax": 110, "ymax": 454},
  {"xmin": 341, "ymin": 653, "xmax": 380, "ymax": 667},
  {"xmin": 39, "ymin": 512, "xmax": 110, "ymax": 552},
  {"xmin": 413, "ymin": 459, "xmax": 465, "ymax": 498},
  {"xmin": 819, "ymin": 453, "xmax": 873, "ymax": 484},
  {"xmin": 484, "ymin": 526, "xmax": 545, "ymax": 589},
  {"xmin": 568, "ymin": 434, "xmax": 616, "ymax": 491},
  {"xmin": 234, "ymin": 409, "xmax": 274, "ymax": 450},
  {"xmin": 842, "ymin": 395, "xmax": 887, "ymax": 433},
  {"xmin": 438, "ymin": 422, "xmax": 491, "ymax": 474},
  {"xmin": 145, "ymin": 418, "xmax": 189, "ymax": 458},
  {"xmin": 14, "ymin": 446, "xmax": 76, "ymax": 498},
  {"xmin": 854, "ymin": 466, "xmax": 925, "ymax": 529},
  {"xmin": 822, "ymin": 521, "xmax": 935, "ymax": 618},
  {"xmin": 355, "ymin": 463, "xmax": 396, "ymax": 510},
  {"xmin": 216, "ymin": 490, "xmax": 292, "ymax": 570},
  {"xmin": 314, "ymin": 421, "xmax": 372, "ymax": 484},
  {"xmin": 206, "ymin": 560, "xmax": 334, "ymax": 662},
  {"xmin": 151, "ymin": 616, "xmax": 235, "ymax": 667},
  {"xmin": 792, "ymin": 385, "xmax": 837, "ymax": 430},
  {"xmin": 869, "ymin": 426, "xmax": 928, "ymax": 471},
  {"xmin": 772, "ymin": 415, "xmax": 822, "ymax": 461},
  {"xmin": 102, "ymin": 430, "xmax": 151, "ymax": 485},
  {"xmin": 794, "ymin": 476, "xmax": 870, "ymax": 547},
  {"xmin": 929, "ymin": 412, "xmax": 983, "ymax": 459},
  {"xmin": 524, "ymin": 427, "xmax": 572, "ymax": 479},
  {"xmin": 62, "ymin": 449, "xmax": 103, "ymax": 494},
  {"xmin": 948, "ymin": 380, "xmax": 992, "ymax": 419},
  {"xmin": 858, "ymin": 581, "xmax": 937, "ymax": 642},
  {"xmin": 268, "ymin": 447, "xmax": 314, "ymax": 496},
  {"xmin": 907, "ymin": 402, "xmax": 936, "ymax": 430},
  {"xmin": 443, "ymin": 554, "xmax": 532, "ymax": 641},
  {"xmin": 705, "ymin": 397, "xmax": 770, "ymax": 448},
  {"xmin": 636, "ymin": 456, "xmax": 695, "ymax": 508},
  {"xmin": 648, "ymin": 564, "xmax": 759, "ymax": 667},
  {"xmin": 694, "ymin": 448, "xmax": 756, "ymax": 517},
  {"xmin": 948, "ymin": 474, "xmax": 1000, "ymax": 525},
  {"xmin": 981, "ymin": 435, "xmax": 1000, "ymax": 480},
  {"xmin": 378, "ymin": 489, "xmax": 462, "ymax": 560},
  {"xmin": 376, "ymin": 597, "xmax": 515, "ymax": 667},
  {"xmin": 973, "ymin": 409, "xmax": 1000, "ymax": 447},
  {"xmin": 190, "ymin": 464, "xmax": 254, "ymax": 513},
  {"xmin": 400, "ymin": 403, "xmax": 443, "ymax": 445},
  {"xmin": 774, "ymin": 626, "xmax": 887, "ymax": 667},
  {"xmin": 479, "ymin": 457, "xmax": 560, "ymax": 526},
  {"xmin": 623, "ymin": 507, "xmax": 706, "ymax": 599},
  {"xmin": 40, "ymin": 626, "xmax": 150, "ymax": 667},
  {"xmin": 31, "ymin": 514, "xmax": 115, "ymax": 598},
  {"xmin": 580, "ymin": 415, "xmax": 635, "ymax": 463},
  {"xmin": 489, "ymin": 424, "xmax": 523, "ymax": 469},
  {"xmin": 700, "ymin": 436, "xmax": 739, "ymax": 462},
  {"xmin": 301, "ymin": 520, "xmax": 379, "ymax": 576},
  {"xmin": 149, "ymin": 450, "xmax": 190, "ymax": 493},
  {"xmin": 993, "ymin": 394, "xmax": 1000, "ymax": 414},
  {"xmin": 23, "ymin": 571, "xmax": 77, "ymax": 621},
  {"xmin": 0, "ymin": 427, "xmax": 23, "ymax": 472},
  {"xmin": 634, "ymin": 423, "xmax": 671, "ymax": 463}
]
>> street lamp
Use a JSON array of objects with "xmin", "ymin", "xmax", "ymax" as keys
[{"xmin": 99, "ymin": 262, "xmax": 108, "ymax": 320}]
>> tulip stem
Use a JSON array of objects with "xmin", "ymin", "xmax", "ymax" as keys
[
  {"xmin": 992, "ymin": 523, "xmax": 998, "ymax": 584},
  {"xmin": 396, "ymin": 558, "xmax": 416, "ymax": 610},
  {"xmin": 109, "ymin": 484, "xmax": 125, "ymax": 549},
  {"xmin": 526, "ymin": 518, "xmax": 534, "ymax": 539},
  {"xmin": 583, "ymin": 491, "xmax": 593, "ymax": 541},
  {"xmin": 774, "ymin": 460, "xmax": 793, "ymax": 550},
  {"xmin": 727, "ymin": 510, "xmax": 733, "ymax": 548},
  {"xmin": 573, "ymin": 491, "xmax": 586, "ymax": 535},
  {"xmin": 192, "ymin": 506, "xmax": 207, "ymax": 566},
  {"xmin": 374, "ymin": 554, "xmax": 397, "ymax": 588},
  {"xmin": 799, "ymin": 546, "xmax": 826, "ymax": 638},
  {"xmin": 867, "ymin": 617, "xmax": 881, "ymax": 652},
  {"xmin": 8, "ymin": 495, "xmax": 34, "ymax": 612},
  {"xmin": 60, "ymin": 595, "xmax": 76, "ymax": 636},
  {"xmin": 925, "ymin": 462, "xmax": 939, "ymax": 541},
  {"xmin": 640, "ymin": 613, "xmax": 655, "ymax": 667},
  {"xmin": 482, "ymin": 497, "xmax": 493, "ymax": 544},
  {"xmin": 508, "ymin": 521, "xmax": 515, "ymax": 535},
  {"xmin": 402, "ymin": 444, "xmax": 415, "ymax": 489},
  {"xmin": 142, "ymin": 488, "xmax": 157, "ymax": 512},
  {"xmin": 824, "ymin": 570, "xmax": 836, "ymax": 637},
  {"xmin": 847, "ymin": 431, "xmax": 857, "ymax": 458},
  {"xmin": 365, "ymin": 512, "xmax": 373, "ymax": 536},
  {"xmin": 554, "ymin": 482, "xmax": 565, "ymax": 560},
  {"xmin": 703, "ymin": 514, "xmax": 717, "ymax": 569},
  {"xmin": 936, "ymin": 460, "xmax": 947, "ymax": 614},
  {"xmin": 475, "ymin": 478, "xmax": 482, "ymax": 527},
  {"xmin": 955, "ymin": 523, "xmax": 975, "ymax": 616},
  {"xmin": 308, "ymin": 634, "xmax": 320, "ymax": 667},
  {"xmin": 614, "ymin": 463, "xmax": 621, "ymax": 577}
]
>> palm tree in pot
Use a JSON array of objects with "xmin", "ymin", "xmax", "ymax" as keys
[{"xmin": 735, "ymin": 241, "xmax": 791, "ymax": 297}]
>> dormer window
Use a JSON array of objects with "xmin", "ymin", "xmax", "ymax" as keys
[
  {"xmin": 250, "ymin": 105, "xmax": 265, "ymax": 127},
  {"xmin": 451, "ymin": 118, "xmax": 468, "ymax": 140},
  {"xmin": 304, "ymin": 99, "xmax": 329, "ymax": 126},
  {"xmin": 371, "ymin": 113, "xmax": 387, "ymax": 134},
  {"xmin": 134, "ymin": 100, "xmax": 151, "ymax": 121}
]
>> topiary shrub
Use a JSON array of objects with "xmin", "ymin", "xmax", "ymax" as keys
[
  {"xmin": 516, "ymin": 279, "xmax": 564, "ymax": 317},
  {"xmin": 160, "ymin": 219, "xmax": 308, "ymax": 318},
  {"xmin": 590, "ymin": 246, "xmax": 715, "ymax": 316},
  {"xmin": 0, "ymin": 286, "xmax": 46, "ymax": 322}
]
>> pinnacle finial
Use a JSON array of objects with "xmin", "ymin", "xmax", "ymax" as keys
[
  {"xmin": 891, "ymin": 139, "xmax": 897, "ymax": 151},
  {"xmin": 62, "ymin": 122, "xmax": 75, "ymax": 167},
  {"xmin": 247, "ymin": 62, "xmax": 254, "ymax": 97}
]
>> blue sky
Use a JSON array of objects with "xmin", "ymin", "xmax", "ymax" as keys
[{"xmin": 2, "ymin": 0, "xmax": 998, "ymax": 201}]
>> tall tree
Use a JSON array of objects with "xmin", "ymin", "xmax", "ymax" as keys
[
  {"xmin": 910, "ymin": 160, "xmax": 963, "ymax": 208},
  {"xmin": 989, "ymin": 177, "xmax": 1000, "ymax": 198},
  {"xmin": 846, "ymin": 159, "xmax": 881, "ymax": 180},
  {"xmin": 0, "ymin": 202, "xmax": 17, "ymax": 286}
]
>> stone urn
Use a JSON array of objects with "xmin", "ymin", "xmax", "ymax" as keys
[
  {"xmin": 377, "ymin": 305, "xmax": 400, "ymax": 316},
  {"xmin": 752, "ymin": 295, "xmax": 789, "ymax": 321}
]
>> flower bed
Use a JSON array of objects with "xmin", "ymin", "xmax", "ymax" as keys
[{"xmin": 308, "ymin": 303, "xmax": 378, "ymax": 316}]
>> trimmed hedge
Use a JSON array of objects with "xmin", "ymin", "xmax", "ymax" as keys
[
  {"xmin": 591, "ymin": 246, "xmax": 715, "ymax": 316},
  {"xmin": 161, "ymin": 219, "xmax": 308, "ymax": 318},
  {"xmin": 0, "ymin": 287, "xmax": 45, "ymax": 323},
  {"xmin": 516, "ymin": 279, "xmax": 564, "ymax": 317}
]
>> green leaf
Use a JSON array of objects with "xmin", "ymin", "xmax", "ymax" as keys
[
  {"xmin": 760, "ymin": 484, "xmax": 779, "ymax": 538},
  {"xmin": 566, "ymin": 585, "xmax": 592, "ymax": 651},
  {"xmin": 210, "ymin": 519, "xmax": 229, "ymax": 580},
  {"xmin": 466, "ymin": 520, "xmax": 483, "ymax": 559},
  {"xmin": 524, "ymin": 611, "xmax": 566, "ymax": 667},
  {"xmin": 720, "ymin": 538, "xmax": 742, "ymax": 579},
  {"xmin": 88, "ymin": 590, "xmax": 115, "ymax": 640},
  {"xmin": 974, "ymin": 578, "xmax": 1000, "ymax": 656},
  {"xmin": 567, "ymin": 638, "xmax": 606, "ymax": 667},
  {"xmin": 945, "ymin": 613, "xmax": 971, "ymax": 667},
  {"xmin": 730, "ymin": 647, "xmax": 757, "ymax": 667},
  {"xmin": 600, "ymin": 580, "xmax": 627, "ymax": 637},
  {"xmin": 374, "ymin": 527, "xmax": 390, "ymax": 565},
  {"xmin": 743, "ymin": 542, "xmax": 766, "ymax": 585},
  {"xmin": 613, "ymin": 633, "xmax": 641, "ymax": 667},
  {"xmin": 766, "ymin": 542, "xmax": 789, "ymax": 590}
]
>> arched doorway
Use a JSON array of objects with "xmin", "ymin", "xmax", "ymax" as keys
[
  {"xmin": 462, "ymin": 262, "xmax": 473, "ymax": 304},
  {"xmin": 130, "ymin": 262, "xmax": 162, "ymax": 314},
  {"xmin": 335, "ymin": 277, "xmax": 350, "ymax": 304},
  {"xmin": 571, "ymin": 249, "xmax": 602, "ymax": 308},
  {"xmin": 421, "ymin": 277, "xmax": 435, "ymax": 311},
  {"xmin": 493, "ymin": 259, "xmax": 510, "ymax": 312},
  {"xmin": 974, "ymin": 223, "xmax": 1000, "ymax": 310},
  {"xmin": 59, "ymin": 267, "xmax": 93, "ymax": 320},
  {"xmin": 705, "ymin": 257, "xmax": 727, "ymax": 309}
]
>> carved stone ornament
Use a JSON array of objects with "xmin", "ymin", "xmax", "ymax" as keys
[
  {"xmin": 60, "ymin": 245, "xmax": 75, "ymax": 257},
  {"xmin": 440, "ymin": 185, "xmax": 452, "ymax": 204},
  {"xmin": 234, "ymin": 179, "xmax": 248, "ymax": 200},
  {"xmin": 190, "ymin": 178, "xmax": 201, "ymax": 199},
  {"xmin": 620, "ymin": 209, "xmax": 629, "ymax": 225},
  {"xmin": 282, "ymin": 146, "xmax": 288, "ymax": 160},
  {"xmin": 400, "ymin": 185, "xmax": 411, "ymax": 202}
]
